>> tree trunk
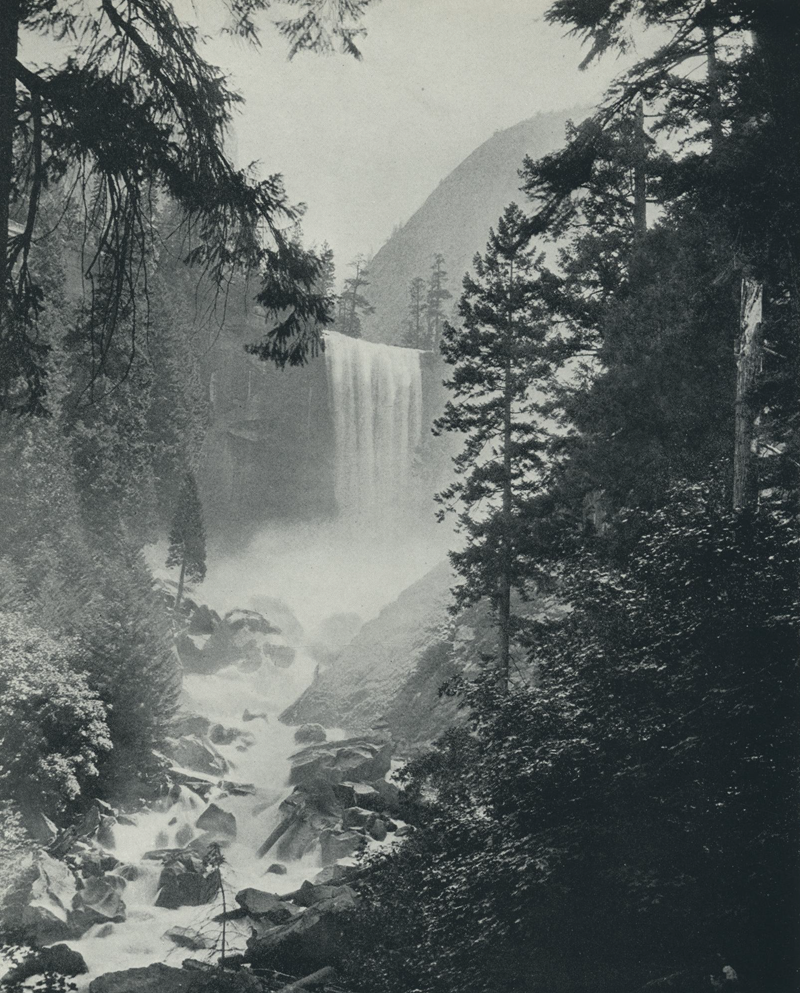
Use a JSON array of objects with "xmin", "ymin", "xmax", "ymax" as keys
[
  {"xmin": 257, "ymin": 808, "xmax": 300, "ymax": 859},
  {"xmin": 733, "ymin": 277, "xmax": 763, "ymax": 510},
  {"xmin": 0, "ymin": 3, "xmax": 20, "ymax": 319},
  {"xmin": 633, "ymin": 99, "xmax": 647, "ymax": 243},
  {"xmin": 280, "ymin": 967, "xmax": 336, "ymax": 993},
  {"xmin": 174, "ymin": 554, "xmax": 187, "ymax": 613},
  {"xmin": 498, "ymin": 262, "xmax": 514, "ymax": 691}
]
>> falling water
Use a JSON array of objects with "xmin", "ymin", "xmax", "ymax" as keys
[{"xmin": 325, "ymin": 331, "xmax": 423, "ymax": 522}]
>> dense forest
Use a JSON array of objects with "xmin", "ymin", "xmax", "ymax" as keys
[
  {"xmin": 0, "ymin": 2, "xmax": 798, "ymax": 993},
  {"xmin": 333, "ymin": 3, "xmax": 800, "ymax": 992}
]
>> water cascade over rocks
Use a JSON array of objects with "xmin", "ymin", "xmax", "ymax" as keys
[
  {"xmin": 1, "ymin": 337, "xmax": 436, "ymax": 991},
  {"xmin": 325, "ymin": 331, "xmax": 423, "ymax": 523}
]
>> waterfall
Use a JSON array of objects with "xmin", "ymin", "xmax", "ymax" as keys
[{"xmin": 325, "ymin": 331, "xmax": 423, "ymax": 521}]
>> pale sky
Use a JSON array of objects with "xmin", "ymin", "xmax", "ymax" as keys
[
  {"xmin": 206, "ymin": 0, "xmax": 649, "ymax": 268},
  {"xmin": 22, "ymin": 1, "xmax": 655, "ymax": 271}
]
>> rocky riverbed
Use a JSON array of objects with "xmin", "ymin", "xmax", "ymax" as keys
[{"xmin": 0, "ymin": 603, "xmax": 411, "ymax": 993}]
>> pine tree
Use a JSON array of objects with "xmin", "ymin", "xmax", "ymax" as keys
[
  {"xmin": 166, "ymin": 471, "xmax": 207, "ymax": 612},
  {"xmin": 336, "ymin": 255, "xmax": 374, "ymax": 339},
  {"xmin": 426, "ymin": 253, "xmax": 452, "ymax": 353},
  {"xmin": 400, "ymin": 276, "xmax": 427, "ymax": 348},
  {"xmin": 434, "ymin": 204, "xmax": 554, "ymax": 688}
]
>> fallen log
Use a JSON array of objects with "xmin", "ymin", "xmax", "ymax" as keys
[
  {"xmin": 280, "ymin": 966, "xmax": 336, "ymax": 992},
  {"xmin": 256, "ymin": 809, "xmax": 300, "ymax": 859}
]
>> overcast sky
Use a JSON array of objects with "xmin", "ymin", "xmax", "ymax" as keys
[
  {"xmin": 206, "ymin": 0, "xmax": 649, "ymax": 269},
  {"xmin": 22, "ymin": 1, "xmax": 653, "ymax": 271}
]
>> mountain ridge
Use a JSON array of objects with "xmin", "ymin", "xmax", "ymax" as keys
[{"xmin": 360, "ymin": 106, "xmax": 590, "ymax": 344}]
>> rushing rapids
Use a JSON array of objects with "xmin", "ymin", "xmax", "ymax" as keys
[{"xmin": 10, "ymin": 335, "xmax": 435, "ymax": 987}]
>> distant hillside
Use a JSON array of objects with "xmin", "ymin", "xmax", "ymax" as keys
[{"xmin": 361, "ymin": 107, "xmax": 589, "ymax": 345}]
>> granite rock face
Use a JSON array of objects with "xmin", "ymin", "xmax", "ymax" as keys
[{"xmin": 280, "ymin": 560, "xmax": 453, "ymax": 734}]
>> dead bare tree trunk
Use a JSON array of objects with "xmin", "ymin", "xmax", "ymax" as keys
[
  {"xmin": 0, "ymin": 4, "xmax": 20, "ymax": 321},
  {"xmin": 733, "ymin": 277, "xmax": 764, "ymax": 509}
]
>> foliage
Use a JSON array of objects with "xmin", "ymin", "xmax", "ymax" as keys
[
  {"xmin": 2, "ymin": 0, "xmax": 376, "ymax": 414},
  {"xmin": 400, "ymin": 276, "xmax": 427, "ymax": 349},
  {"xmin": 434, "ymin": 203, "xmax": 556, "ymax": 676},
  {"xmin": 0, "ymin": 612, "xmax": 111, "ymax": 819},
  {"xmin": 167, "ymin": 470, "xmax": 208, "ymax": 596},
  {"xmin": 335, "ymin": 255, "xmax": 374, "ymax": 338},
  {"xmin": 343, "ymin": 488, "xmax": 800, "ymax": 993},
  {"xmin": 425, "ymin": 253, "xmax": 451, "ymax": 353}
]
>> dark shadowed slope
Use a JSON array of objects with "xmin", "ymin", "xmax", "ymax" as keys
[{"xmin": 361, "ymin": 108, "xmax": 589, "ymax": 344}]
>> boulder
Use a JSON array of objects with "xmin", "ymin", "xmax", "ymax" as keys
[
  {"xmin": 2, "ymin": 852, "xmax": 79, "ymax": 944},
  {"xmin": 187, "ymin": 604, "xmax": 220, "ymax": 636},
  {"xmin": 71, "ymin": 874, "xmax": 127, "ymax": 929},
  {"xmin": 318, "ymin": 828, "xmax": 366, "ymax": 865},
  {"xmin": 280, "ymin": 777, "xmax": 342, "ymax": 819},
  {"xmin": 288, "ymin": 881, "xmax": 358, "ymax": 908},
  {"xmin": 96, "ymin": 814, "xmax": 117, "ymax": 849},
  {"xmin": 75, "ymin": 852, "xmax": 121, "ymax": 878},
  {"xmin": 242, "ymin": 709, "xmax": 269, "ymax": 723},
  {"xmin": 341, "ymin": 806, "xmax": 372, "ymax": 829},
  {"xmin": 332, "ymin": 781, "xmax": 382, "ymax": 810},
  {"xmin": 373, "ymin": 777, "xmax": 402, "ymax": 814},
  {"xmin": 294, "ymin": 723, "xmax": 327, "ymax": 745},
  {"xmin": 170, "ymin": 713, "xmax": 213, "ymax": 738},
  {"xmin": 246, "ymin": 886, "xmax": 358, "ymax": 972},
  {"xmin": 162, "ymin": 734, "xmax": 228, "ymax": 777},
  {"xmin": 195, "ymin": 803, "xmax": 237, "ymax": 840},
  {"xmin": 313, "ymin": 864, "xmax": 359, "ymax": 886},
  {"xmin": 1, "ymin": 944, "xmax": 88, "ymax": 984},
  {"xmin": 115, "ymin": 864, "xmax": 140, "ymax": 882},
  {"xmin": 155, "ymin": 852, "xmax": 221, "ymax": 909},
  {"xmin": 289, "ymin": 737, "xmax": 392, "ymax": 787},
  {"xmin": 164, "ymin": 926, "xmax": 211, "ymax": 950},
  {"xmin": 88, "ymin": 963, "xmax": 193, "ymax": 993},
  {"xmin": 366, "ymin": 817, "xmax": 387, "ymax": 842},
  {"xmin": 266, "ymin": 863, "xmax": 287, "ymax": 876},
  {"xmin": 22, "ymin": 810, "xmax": 59, "ymax": 845},
  {"xmin": 209, "ymin": 723, "xmax": 247, "ymax": 746},
  {"xmin": 235, "ymin": 888, "xmax": 297, "ymax": 924},
  {"xmin": 265, "ymin": 643, "xmax": 296, "ymax": 668},
  {"xmin": 395, "ymin": 824, "xmax": 415, "ymax": 837}
]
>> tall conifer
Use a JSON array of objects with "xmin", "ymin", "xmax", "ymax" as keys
[
  {"xmin": 166, "ymin": 471, "xmax": 207, "ymax": 612},
  {"xmin": 435, "ymin": 204, "xmax": 553, "ymax": 688}
]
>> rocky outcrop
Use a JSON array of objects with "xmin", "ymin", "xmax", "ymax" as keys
[
  {"xmin": 294, "ymin": 724, "xmax": 327, "ymax": 745},
  {"xmin": 195, "ymin": 803, "xmax": 237, "ymax": 841},
  {"xmin": 1, "ymin": 944, "xmax": 88, "ymax": 984},
  {"xmin": 176, "ymin": 605, "xmax": 297, "ymax": 675},
  {"xmin": 161, "ymin": 734, "xmax": 228, "ymax": 777},
  {"xmin": 361, "ymin": 109, "xmax": 586, "ymax": 345},
  {"xmin": 88, "ymin": 963, "xmax": 194, "ymax": 993},
  {"xmin": 154, "ymin": 851, "xmax": 221, "ymax": 909},
  {"xmin": 245, "ymin": 884, "xmax": 360, "ymax": 973},
  {"xmin": 70, "ymin": 874, "xmax": 127, "ymax": 930},
  {"xmin": 288, "ymin": 737, "xmax": 392, "ymax": 787},
  {"xmin": 280, "ymin": 561, "xmax": 453, "ymax": 732}
]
